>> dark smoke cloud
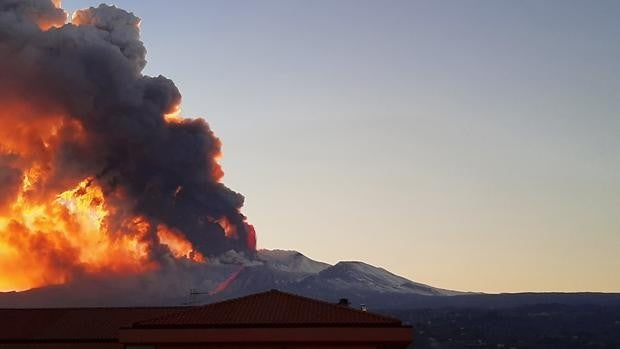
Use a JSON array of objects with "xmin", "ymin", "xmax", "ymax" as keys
[
  {"xmin": 0, "ymin": 0, "xmax": 65, "ymax": 29},
  {"xmin": 0, "ymin": 1, "xmax": 255, "ymax": 256}
]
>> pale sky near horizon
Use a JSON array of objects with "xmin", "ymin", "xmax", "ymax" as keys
[{"xmin": 63, "ymin": 0, "xmax": 620, "ymax": 293}]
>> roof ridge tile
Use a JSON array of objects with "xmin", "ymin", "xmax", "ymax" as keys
[{"xmin": 132, "ymin": 289, "xmax": 402, "ymax": 328}]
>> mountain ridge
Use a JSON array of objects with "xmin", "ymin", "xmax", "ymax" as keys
[{"xmin": 1, "ymin": 249, "xmax": 618, "ymax": 309}]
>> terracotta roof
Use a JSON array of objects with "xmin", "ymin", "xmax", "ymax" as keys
[
  {"xmin": 0, "ymin": 307, "xmax": 185, "ymax": 342},
  {"xmin": 133, "ymin": 289, "xmax": 403, "ymax": 328}
]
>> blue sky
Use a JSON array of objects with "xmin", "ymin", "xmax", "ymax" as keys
[{"xmin": 63, "ymin": 0, "xmax": 620, "ymax": 292}]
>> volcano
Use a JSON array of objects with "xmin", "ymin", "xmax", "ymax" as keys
[
  {"xmin": 0, "ymin": 0, "xmax": 463, "ymax": 309},
  {"xmin": 0, "ymin": 249, "xmax": 465, "ymax": 307}
]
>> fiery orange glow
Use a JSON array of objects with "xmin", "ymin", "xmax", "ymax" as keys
[
  {"xmin": 0, "ymin": 104, "xmax": 159, "ymax": 291},
  {"xmin": 216, "ymin": 217, "xmax": 238, "ymax": 238},
  {"xmin": 157, "ymin": 225, "xmax": 205, "ymax": 263},
  {"xmin": 0, "ymin": 176, "xmax": 155, "ymax": 292},
  {"xmin": 0, "ymin": 100, "xmax": 254, "ymax": 292},
  {"xmin": 163, "ymin": 104, "xmax": 183, "ymax": 124},
  {"xmin": 244, "ymin": 222, "xmax": 257, "ymax": 251},
  {"xmin": 0, "ymin": 103, "xmax": 156, "ymax": 291},
  {"xmin": 209, "ymin": 266, "xmax": 244, "ymax": 296},
  {"xmin": 35, "ymin": 0, "xmax": 67, "ymax": 31},
  {"xmin": 0, "ymin": 1, "xmax": 258, "ymax": 296}
]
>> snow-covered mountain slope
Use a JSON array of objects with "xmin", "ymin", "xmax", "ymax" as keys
[
  {"xmin": 2, "ymin": 250, "xmax": 618, "ymax": 309},
  {"xmin": 256, "ymin": 249, "xmax": 330, "ymax": 274},
  {"xmin": 295, "ymin": 261, "xmax": 463, "ymax": 296},
  {"xmin": 198, "ymin": 251, "xmax": 466, "ymax": 305},
  {"xmin": 0, "ymin": 249, "xmax": 466, "ymax": 307},
  {"xmin": 201, "ymin": 250, "xmax": 331, "ymax": 302}
]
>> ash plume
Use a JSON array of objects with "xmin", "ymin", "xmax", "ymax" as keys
[{"xmin": 0, "ymin": 0, "xmax": 256, "ymax": 274}]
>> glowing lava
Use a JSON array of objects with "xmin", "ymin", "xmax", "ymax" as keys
[
  {"xmin": 0, "ymin": 177, "xmax": 155, "ymax": 292},
  {"xmin": 157, "ymin": 225, "xmax": 205, "ymax": 263}
]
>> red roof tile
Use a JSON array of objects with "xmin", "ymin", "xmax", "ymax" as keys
[
  {"xmin": 0, "ymin": 307, "xmax": 185, "ymax": 341},
  {"xmin": 134, "ymin": 290, "xmax": 402, "ymax": 328}
]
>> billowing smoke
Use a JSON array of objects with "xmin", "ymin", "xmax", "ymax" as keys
[{"xmin": 0, "ymin": 0, "xmax": 256, "ymax": 292}]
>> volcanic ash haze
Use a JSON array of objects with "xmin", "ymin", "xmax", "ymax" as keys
[{"xmin": 0, "ymin": 0, "xmax": 257, "ymax": 293}]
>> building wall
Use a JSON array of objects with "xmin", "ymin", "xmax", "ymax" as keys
[
  {"xmin": 136, "ymin": 346, "xmax": 377, "ymax": 349},
  {"xmin": 0, "ymin": 343, "xmax": 121, "ymax": 349}
]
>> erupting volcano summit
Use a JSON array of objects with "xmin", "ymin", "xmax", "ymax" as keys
[{"xmin": 0, "ymin": 0, "xmax": 256, "ymax": 292}]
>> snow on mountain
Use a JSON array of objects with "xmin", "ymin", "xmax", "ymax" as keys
[
  {"xmin": 198, "ymin": 250, "xmax": 331, "ymax": 302},
  {"xmin": 0, "ymin": 249, "xmax": 465, "ymax": 307},
  {"xmin": 256, "ymin": 249, "xmax": 330, "ymax": 274},
  {"xmin": 199, "ymin": 251, "xmax": 465, "ymax": 305},
  {"xmin": 296, "ymin": 261, "xmax": 463, "ymax": 296}
]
